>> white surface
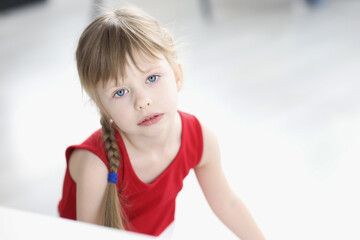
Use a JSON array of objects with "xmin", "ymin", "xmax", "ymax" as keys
[{"xmin": 0, "ymin": 206, "xmax": 155, "ymax": 240}]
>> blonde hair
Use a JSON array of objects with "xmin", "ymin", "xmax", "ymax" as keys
[{"xmin": 75, "ymin": 7, "xmax": 178, "ymax": 229}]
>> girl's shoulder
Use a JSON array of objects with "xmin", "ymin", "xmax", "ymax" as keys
[
  {"xmin": 178, "ymin": 110, "xmax": 203, "ymax": 141},
  {"xmin": 68, "ymin": 148, "xmax": 108, "ymax": 184},
  {"xmin": 66, "ymin": 129, "xmax": 110, "ymax": 185},
  {"xmin": 66, "ymin": 129, "xmax": 109, "ymax": 167}
]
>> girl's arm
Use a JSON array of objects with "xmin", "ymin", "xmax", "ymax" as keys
[
  {"xmin": 69, "ymin": 149, "xmax": 108, "ymax": 225},
  {"xmin": 194, "ymin": 124, "xmax": 266, "ymax": 240}
]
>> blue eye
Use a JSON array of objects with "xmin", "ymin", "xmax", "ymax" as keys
[
  {"xmin": 147, "ymin": 75, "xmax": 159, "ymax": 83},
  {"xmin": 114, "ymin": 89, "xmax": 128, "ymax": 97}
]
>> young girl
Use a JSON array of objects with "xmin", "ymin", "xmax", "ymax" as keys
[{"xmin": 58, "ymin": 7, "xmax": 265, "ymax": 240}]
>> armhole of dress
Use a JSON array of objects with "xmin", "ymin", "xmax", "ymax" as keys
[{"xmin": 194, "ymin": 115, "xmax": 204, "ymax": 167}]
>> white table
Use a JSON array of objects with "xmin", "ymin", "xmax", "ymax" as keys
[{"xmin": 0, "ymin": 206, "xmax": 155, "ymax": 240}]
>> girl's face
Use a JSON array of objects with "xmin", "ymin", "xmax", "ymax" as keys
[{"xmin": 96, "ymin": 52, "xmax": 183, "ymax": 138}]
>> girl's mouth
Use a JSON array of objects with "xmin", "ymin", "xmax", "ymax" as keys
[{"xmin": 138, "ymin": 113, "xmax": 164, "ymax": 126}]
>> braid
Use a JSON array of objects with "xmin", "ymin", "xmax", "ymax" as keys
[
  {"xmin": 101, "ymin": 116, "xmax": 120, "ymax": 173},
  {"xmin": 100, "ymin": 115, "xmax": 126, "ymax": 229}
]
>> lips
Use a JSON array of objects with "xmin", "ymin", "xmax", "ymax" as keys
[{"xmin": 138, "ymin": 113, "xmax": 164, "ymax": 126}]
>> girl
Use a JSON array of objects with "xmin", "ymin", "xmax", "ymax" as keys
[{"xmin": 58, "ymin": 7, "xmax": 265, "ymax": 240}]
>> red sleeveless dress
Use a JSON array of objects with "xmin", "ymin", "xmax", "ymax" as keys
[{"xmin": 58, "ymin": 111, "xmax": 203, "ymax": 236}]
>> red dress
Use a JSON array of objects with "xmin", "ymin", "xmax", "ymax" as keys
[{"xmin": 58, "ymin": 111, "xmax": 203, "ymax": 236}]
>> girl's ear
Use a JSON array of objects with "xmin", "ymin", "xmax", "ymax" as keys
[{"xmin": 174, "ymin": 63, "xmax": 184, "ymax": 92}]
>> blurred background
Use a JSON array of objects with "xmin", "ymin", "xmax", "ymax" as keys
[{"xmin": 0, "ymin": 0, "xmax": 359, "ymax": 239}]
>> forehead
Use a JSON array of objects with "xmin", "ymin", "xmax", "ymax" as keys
[{"xmin": 100, "ymin": 51, "xmax": 169, "ymax": 90}]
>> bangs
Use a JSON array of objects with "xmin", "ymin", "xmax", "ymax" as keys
[
  {"xmin": 95, "ymin": 19, "xmax": 162, "ymax": 87},
  {"xmin": 76, "ymin": 8, "xmax": 176, "ymax": 95}
]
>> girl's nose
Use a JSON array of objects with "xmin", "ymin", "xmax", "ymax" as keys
[{"xmin": 135, "ymin": 95, "xmax": 152, "ymax": 111}]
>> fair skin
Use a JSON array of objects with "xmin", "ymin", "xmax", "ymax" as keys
[{"xmin": 69, "ymin": 51, "xmax": 265, "ymax": 240}]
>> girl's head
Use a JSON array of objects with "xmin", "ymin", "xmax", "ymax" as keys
[
  {"xmin": 75, "ymin": 7, "xmax": 182, "ymax": 229},
  {"xmin": 76, "ymin": 7, "xmax": 182, "ymax": 119}
]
